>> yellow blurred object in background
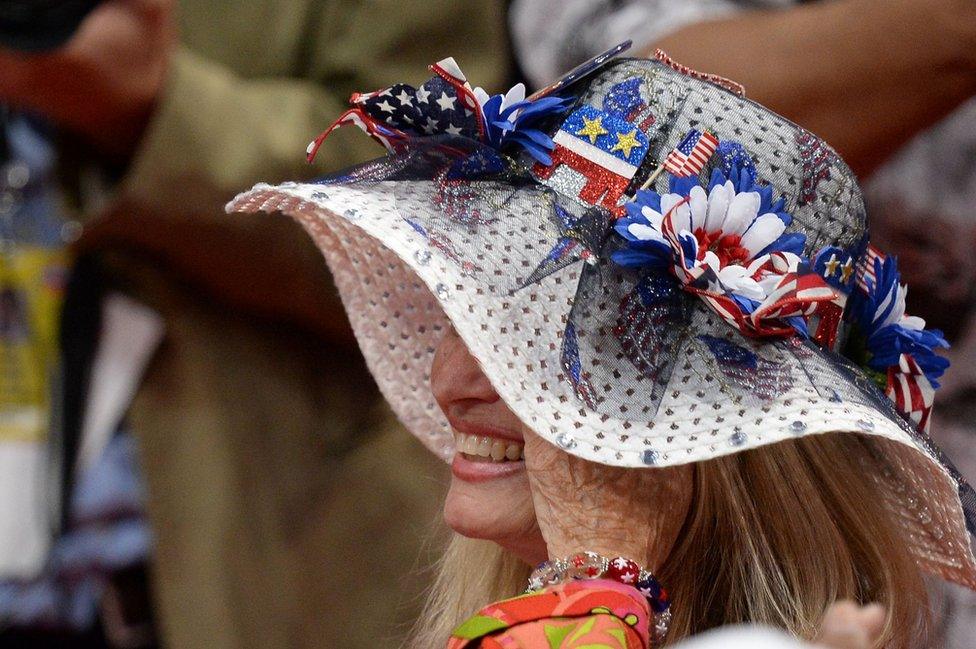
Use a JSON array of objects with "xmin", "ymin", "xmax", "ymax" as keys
[{"xmin": 0, "ymin": 245, "xmax": 68, "ymax": 443}]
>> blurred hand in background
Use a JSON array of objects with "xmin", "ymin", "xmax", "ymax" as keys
[
  {"xmin": 648, "ymin": 0, "xmax": 976, "ymax": 178},
  {"xmin": 0, "ymin": 0, "xmax": 176, "ymax": 161}
]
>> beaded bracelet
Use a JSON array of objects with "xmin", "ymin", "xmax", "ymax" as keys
[{"xmin": 526, "ymin": 551, "xmax": 671, "ymax": 644}]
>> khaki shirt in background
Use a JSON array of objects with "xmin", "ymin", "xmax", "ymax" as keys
[{"xmin": 63, "ymin": 1, "xmax": 510, "ymax": 647}]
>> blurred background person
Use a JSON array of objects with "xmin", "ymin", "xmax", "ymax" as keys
[
  {"xmin": 0, "ymin": 1, "xmax": 509, "ymax": 647},
  {"xmin": 510, "ymin": 1, "xmax": 976, "ymax": 645}
]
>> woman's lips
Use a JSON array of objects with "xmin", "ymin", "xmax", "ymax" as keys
[{"xmin": 451, "ymin": 450, "xmax": 525, "ymax": 483}]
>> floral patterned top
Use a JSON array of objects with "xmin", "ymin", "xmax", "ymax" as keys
[{"xmin": 447, "ymin": 579, "xmax": 651, "ymax": 648}]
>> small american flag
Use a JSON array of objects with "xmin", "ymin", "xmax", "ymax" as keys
[
  {"xmin": 855, "ymin": 244, "xmax": 886, "ymax": 293},
  {"xmin": 663, "ymin": 129, "xmax": 719, "ymax": 177}
]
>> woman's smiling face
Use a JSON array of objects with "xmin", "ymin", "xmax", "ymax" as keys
[{"xmin": 431, "ymin": 327, "xmax": 547, "ymax": 564}]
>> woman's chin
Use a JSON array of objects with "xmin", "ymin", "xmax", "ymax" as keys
[{"xmin": 443, "ymin": 468, "xmax": 541, "ymax": 552}]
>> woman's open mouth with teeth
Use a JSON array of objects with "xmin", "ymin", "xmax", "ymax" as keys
[{"xmin": 454, "ymin": 432, "xmax": 525, "ymax": 462}]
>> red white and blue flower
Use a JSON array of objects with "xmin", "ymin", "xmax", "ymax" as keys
[
  {"xmin": 845, "ymin": 255, "xmax": 949, "ymax": 432},
  {"xmin": 846, "ymin": 255, "xmax": 949, "ymax": 386},
  {"xmin": 613, "ymin": 162, "xmax": 835, "ymax": 337}
]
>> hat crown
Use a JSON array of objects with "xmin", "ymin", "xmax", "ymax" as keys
[{"xmin": 547, "ymin": 58, "xmax": 866, "ymax": 256}]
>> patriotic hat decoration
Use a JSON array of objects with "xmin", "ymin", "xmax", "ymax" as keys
[{"xmin": 229, "ymin": 44, "xmax": 976, "ymax": 587}]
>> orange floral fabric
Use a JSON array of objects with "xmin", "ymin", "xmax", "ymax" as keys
[{"xmin": 447, "ymin": 578, "xmax": 650, "ymax": 648}]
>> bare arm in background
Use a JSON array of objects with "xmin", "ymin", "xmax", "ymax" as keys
[{"xmin": 648, "ymin": 0, "xmax": 976, "ymax": 176}]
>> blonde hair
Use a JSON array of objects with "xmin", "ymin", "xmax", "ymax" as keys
[{"xmin": 407, "ymin": 433, "xmax": 930, "ymax": 648}]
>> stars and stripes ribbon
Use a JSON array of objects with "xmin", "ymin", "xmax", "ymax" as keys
[
  {"xmin": 687, "ymin": 262, "xmax": 836, "ymax": 338},
  {"xmin": 854, "ymin": 244, "xmax": 886, "ymax": 293},
  {"xmin": 661, "ymin": 199, "xmax": 837, "ymax": 338},
  {"xmin": 750, "ymin": 257, "xmax": 838, "ymax": 323},
  {"xmin": 306, "ymin": 108, "xmax": 408, "ymax": 162},
  {"xmin": 306, "ymin": 58, "xmax": 484, "ymax": 162},
  {"xmin": 886, "ymin": 353, "xmax": 935, "ymax": 433},
  {"xmin": 305, "ymin": 47, "xmax": 634, "ymax": 167},
  {"xmin": 663, "ymin": 130, "xmax": 719, "ymax": 178},
  {"xmin": 429, "ymin": 57, "xmax": 485, "ymax": 141}
]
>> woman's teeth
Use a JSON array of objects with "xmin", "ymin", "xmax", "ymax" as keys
[{"xmin": 454, "ymin": 432, "xmax": 524, "ymax": 462}]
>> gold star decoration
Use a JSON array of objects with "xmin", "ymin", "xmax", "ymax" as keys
[
  {"xmin": 610, "ymin": 129, "xmax": 641, "ymax": 158},
  {"xmin": 824, "ymin": 254, "xmax": 840, "ymax": 277},
  {"xmin": 576, "ymin": 115, "xmax": 608, "ymax": 144},
  {"xmin": 840, "ymin": 259, "xmax": 854, "ymax": 283}
]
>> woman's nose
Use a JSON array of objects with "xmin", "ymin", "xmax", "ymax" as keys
[{"xmin": 431, "ymin": 327, "xmax": 500, "ymax": 410}]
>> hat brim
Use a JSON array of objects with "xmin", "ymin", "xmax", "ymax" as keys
[{"xmin": 229, "ymin": 174, "xmax": 976, "ymax": 588}]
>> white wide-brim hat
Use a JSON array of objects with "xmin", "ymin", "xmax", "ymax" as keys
[{"xmin": 229, "ymin": 50, "xmax": 976, "ymax": 588}]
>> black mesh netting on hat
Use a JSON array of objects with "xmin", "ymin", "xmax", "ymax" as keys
[{"xmin": 290, "ymin": 136, "xmax": 976, "ymax": 543}]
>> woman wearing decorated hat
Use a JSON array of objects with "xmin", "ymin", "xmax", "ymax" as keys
[{"xmin": 229, "ymin": 44, "xmax": 975, "ymax": 648}]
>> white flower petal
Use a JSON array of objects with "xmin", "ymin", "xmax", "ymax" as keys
[
  {"xmin": 472, "ymin": 87, "xmax": 491, "ymax": 108},
  {"xmin": 689, "ymin": 185, "xmax": 708, "ymax": 232},
  {"xmin": 702, "ymin": 250, "xmax": 722, "ymax": 273},
  {"xmin": 640, "ymin": 205, "xmax": 665, "ymax": 230},
  {"xmin": 759, "ymin": 274, "xmax": 784, "ymax": 294},
  {"xmin": 628, "ymin": 223, "xmax": 667, "ymax": 243},
  {"xmin": 674, "ymin": 202, "xmax": 692, "ymax": 230},
  {"xmin": 740, "ymin": 213, "xmax": 786, "ymax": 257},
  {"xmin": 660, "ymin": 193, "xmax": 684, "ymax": 219},
  {"xmin": 723, "ymin": 191, "xmax": 762, "ymax": 236},
  {"xmin": 704, "ymin": 182, "xmax": 732, "ymax": 234},
  {"xmin": 739, "ymin": 285, "xmax": 768, "ymax": 301},
  {"xmin": 501, "ymin": 83, "xmax": 526, "ymax": 112},
  {"xmin": 900, "ymin": 315, "xmax": 926, "ymax": 330},
  {"xmin": 719, "ymin": 270, "xmax": 766, "ymax": 300},
  {"xmin": 719, "ymin": 265, "xmax": 749, "ymax": 280}
]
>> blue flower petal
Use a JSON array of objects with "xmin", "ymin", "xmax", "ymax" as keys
[
  {"xmin": 756, "ymin": 185, "xmax": 773, "ymax": 214},
  {"xmin": 677, "ymin": 232, "xmax": 698, "ymax": 267},
  {"xmin": 611, "ymin": 248, "xmax": 671, "ymax": 269},
  {"xmin": 614, "ymin": 221, "xmax": 636, "ymax": 239},
  {"xmin": 787, "ymin": 316, "xmax": 809, "ymax": 337},
  {"xmin": 758, "ymin": 232, "xmax": 806, "ymax": 257},
  {"xmin": 632, "ymin": 189, "xmax": 662, "ymax": 213},
  {"xmin": 731, "ymin": 294, "xmax": 759, "ymax": 314},
  {"xmin": 668, "ymin": 175, "xmax": 698, "ymax": 197},
  {"xmin": 708, "ymin": 167, "xmax": 726, "ymax": 192}
]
